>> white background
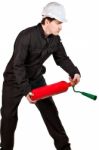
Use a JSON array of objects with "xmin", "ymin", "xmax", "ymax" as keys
[{"xmin": 0, "ymin": 0, "xmax": 99, "ymax": 150}]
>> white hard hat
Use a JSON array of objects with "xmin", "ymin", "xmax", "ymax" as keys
[{"xmin": 42, "ymin": 2, "xmax": 67, "ymax": 22}]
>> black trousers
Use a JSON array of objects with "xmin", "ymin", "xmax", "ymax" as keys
[{"xmin": 0, "ymin": 76, "xmax": 71, "ymax": 150}]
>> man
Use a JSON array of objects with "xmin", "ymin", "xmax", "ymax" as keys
[{"xmin": 0, "ymin": 2, "xmax": 80, "ymax": 150}]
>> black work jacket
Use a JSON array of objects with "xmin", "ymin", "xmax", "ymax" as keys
[{"xmin": 3, "ymin": 23, "xmax": 80, "ymax": 95}]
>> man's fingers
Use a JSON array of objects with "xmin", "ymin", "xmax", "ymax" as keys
[
  {"xmin": 29, "ymin": 92, "xmax": 37, "ymax": 103},
  {"xmin": 29, "ymin": 92, "xmax": 34, "ymax": 96}
]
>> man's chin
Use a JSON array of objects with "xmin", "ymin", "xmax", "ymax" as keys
[{"xmin": 53, "ymin": 32, "xmax": 59, "ymax": 36}]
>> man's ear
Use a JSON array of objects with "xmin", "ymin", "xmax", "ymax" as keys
[{"xmin": 45, "ymin": 19, "xmax": 50, "ymax": 25}]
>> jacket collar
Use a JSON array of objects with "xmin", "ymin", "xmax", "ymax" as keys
[{"xmin": 37, "ymin": 23, "xmax": 53, "ymax": 39}]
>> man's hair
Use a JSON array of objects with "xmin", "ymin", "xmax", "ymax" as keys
[{"xmin": 41, "ymin": 17, "xmax": 55, "ymax": 25}]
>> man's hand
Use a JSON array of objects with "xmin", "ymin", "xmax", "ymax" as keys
[
  {"xmin": 69, "ymin": 73, "xmax": 80, "ymax": 86},
  {"xmin": 26, "ymin": 92, "xmax": 37, "ymax": 104}
]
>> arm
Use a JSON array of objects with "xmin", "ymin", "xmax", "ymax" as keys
[
  {"xmin": 13, "ymin": 30, "xmax": 31, "ymax": 95},
  {"xmin": 53, "ymin": 37, "xmax": 81, "ymax": 84}
]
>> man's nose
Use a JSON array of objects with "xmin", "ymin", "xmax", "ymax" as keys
[{"xmin": 59, "ymin": 24, "xmax": 62, "ymax": 30}]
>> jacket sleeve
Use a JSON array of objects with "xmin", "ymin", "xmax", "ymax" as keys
[
  {"xmin": 53, "ymin": 36, "xmax": 81, "ymax": 79},
  {"xmin": 13, "ymin": 30, "xmax": 31, "ymax": 96}
]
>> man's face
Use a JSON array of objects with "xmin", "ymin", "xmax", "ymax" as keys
[{"xmin": 48, "ymin": 20, "xmax": 62, "ymax": 35}]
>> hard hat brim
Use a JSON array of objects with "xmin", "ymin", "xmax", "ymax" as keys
[{"xmin": 42, "ymin": 15, "xmax": 67, "ymax": 23}]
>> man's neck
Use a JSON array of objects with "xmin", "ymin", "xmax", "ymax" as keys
[{"xmin": 41, "ymin": 24, "xmax": 50, "ymax": 37}]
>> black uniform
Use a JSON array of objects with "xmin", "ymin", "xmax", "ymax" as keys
[{"xmin": 0, "ymin": 23, "xmax": 80, "ymax": 150}]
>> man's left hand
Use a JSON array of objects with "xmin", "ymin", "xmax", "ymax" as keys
[{"xmin": 69, "ymin": 74, "xmax": 81, "ymax": 86}]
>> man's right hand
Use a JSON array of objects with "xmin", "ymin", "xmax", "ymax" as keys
[{"xmin": 26, "ymin": 92, "xmax": 37, "ymax": 104}]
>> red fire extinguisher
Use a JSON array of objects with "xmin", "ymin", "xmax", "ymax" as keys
[{"xmin": 30, "ymin": 81, "xmax": 97, "ymax": 102}]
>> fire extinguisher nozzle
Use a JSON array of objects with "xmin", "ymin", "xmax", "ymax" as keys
[
  {"xmin": 72, "ymin": 86, "xmax": 97, "ymax": 101},
  {"xmin": 81, "ymin": 92, "xmax": 97, "ymax": 100}
]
